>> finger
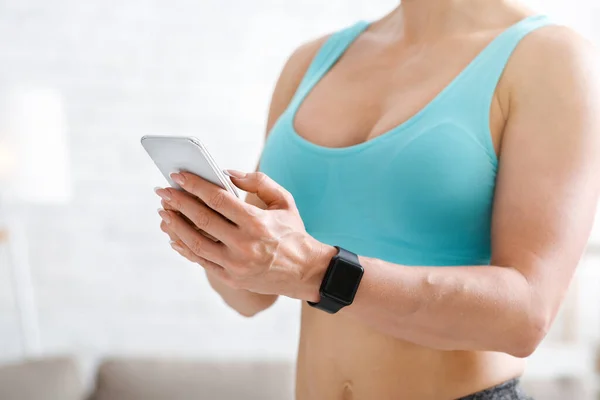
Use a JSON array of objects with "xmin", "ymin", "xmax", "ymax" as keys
[
  {"xmin": 162, "ymin": 200, "xmax": 197, "ymax": 232},
  {"xmin": 160, "ymin": 219, "xmax": 206, "ymax": 260},
  {"xmin": 224, "ymin": 170, "xmax": 293, "ymax": 210},
  {"xmin": 163, "ymin": 198, "xmax": 205, "ymax": 212},
  {"xmin": 169, "ymin": 238, "xmax": 204, "ymax": 264},
  {"xmin": 169, "ymin": 172, "xmax": 251, "ymax": 224},
  {"xmin": 161, "ymin": 199, "xmax": 176, "ymax": 211},
  {"xmin": 161, "ymin": 202, "xmax": 221, "ymax": 242},
  {"xmin": 160, "ymin": 219, "xmax": 180, "ymax": 241},
  {"xmin": 158, "ymin": 188, "xmax": 184, "ymax": 212},
  {"xmin": 171, "ymin": 240, "xmax": 230, "ymax": 279},
  {"xmin": 169, "ymin": 239, "xmax": 199, "ymax": 263},
  {"xmin": 161, "ymin": 219, "xmax": 217, "ymax": 263},
  {"xmin": 158, "ymin": 209, "xmax": 226, "ymax": 265},
  {"xmin": 156, "ymin": 188, "xmax": 238, "ymax": 244},
  {"xmin": 161, "ymin": 219, "xmax": 200, "ymax": 264}
]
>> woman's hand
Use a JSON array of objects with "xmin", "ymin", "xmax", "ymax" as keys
[
  {"xmin": 157, "ymin": 199, "xmax": 209, "ymax": 264},
  {"xmin": 154, "ymin": 171, "xmax": 334, "ymax": 302}
]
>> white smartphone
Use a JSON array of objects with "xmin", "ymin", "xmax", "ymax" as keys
[{"xmin": 141, "ymin": 135, "xmax": 240, "ymax": 197}]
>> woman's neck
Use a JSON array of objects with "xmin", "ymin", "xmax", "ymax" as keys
[{"xmin": 378, "ymin": 0, "xmax": 518, "ymax": 43}]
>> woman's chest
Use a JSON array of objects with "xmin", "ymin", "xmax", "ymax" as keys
[{"xmin": 292, "ymin": 37, "xmax": 507, "ymax": 153}]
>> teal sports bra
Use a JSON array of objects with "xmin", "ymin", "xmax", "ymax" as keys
[{"xmin": 259, "ymin": 15, "xmax": 552, "ymax": 266}]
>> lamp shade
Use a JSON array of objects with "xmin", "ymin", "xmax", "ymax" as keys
[{"xmin": 0, "ymin": 87, "xmax": 71, "ymax": 204}]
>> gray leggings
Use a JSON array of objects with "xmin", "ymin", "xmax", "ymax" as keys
[{"xmin": 457, "ymin": 379, "xmax": 532, "ymax": 400}]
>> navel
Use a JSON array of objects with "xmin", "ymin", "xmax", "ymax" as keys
[{"xmin": 342, "ymin": 379, "xmax": 354, "ymax": 400}]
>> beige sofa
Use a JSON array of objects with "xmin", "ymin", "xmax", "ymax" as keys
[
  {"xmin": 0, "ymin": 356, "xmax": 594, "ymax": 400},
  {"xmin": 0, "ymin": 357, "xmax": 295, "ymax": 400}
]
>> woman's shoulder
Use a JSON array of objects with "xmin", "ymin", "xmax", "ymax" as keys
[
  {"xmin": 279, "ymin": 34, "xmax": 332, "ymax": 94},
  {"xmin": 504, "ymin": 23, "xmax": 597, "ymax": 95},
  {"xmin": 494, "ymin": 21, "xmax": 599, "ymax": 128},
  {"xmin": 265, "ymin": 33, "xmax": 331, "ymax": 133}
]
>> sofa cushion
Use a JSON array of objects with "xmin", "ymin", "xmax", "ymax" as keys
[
  {"xmin": 91, "ymin": 358, "xmax": 295, "ymax": 400},
  {"xmin": 0, "ymin": 356, "xmax": 83, "ymax": 400}
]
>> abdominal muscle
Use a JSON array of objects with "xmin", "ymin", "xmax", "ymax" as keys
[{"xmin": 295, "ymin": 304, "xmax": 525, "ymax": 400}]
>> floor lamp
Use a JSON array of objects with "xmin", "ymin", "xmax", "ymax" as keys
[
  {"xmin": 0, "ymin": 86, "xmax": 71, "ymax": 358},
  {"xmin": 0, "ymin": 205, "xmax": 41, "ymax": 356}
]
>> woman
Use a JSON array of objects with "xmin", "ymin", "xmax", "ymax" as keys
[{"xmin": 155, "ymin": 1, "xmax": 600, "ymax": 399}]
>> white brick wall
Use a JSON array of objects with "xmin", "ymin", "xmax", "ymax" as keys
[
  {"xmin": 0, "ymin": 0, "xmax": 599, "ymax": 386},
  {"xmin": 0, "ymin": 0, "xmax": 398, "ymax": 380}
]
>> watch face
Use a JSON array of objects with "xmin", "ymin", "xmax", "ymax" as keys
[{"xmin": 323, "ymin": 258, "xmax": 363, "ymax": 304}]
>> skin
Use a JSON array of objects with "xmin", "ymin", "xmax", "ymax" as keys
[{"xmin": 157, "ymin": 1, "xmax": 600, "ymax": 399}]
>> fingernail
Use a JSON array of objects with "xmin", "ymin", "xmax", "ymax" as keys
[
  {"xmin": 223, "ymin": 169, "xmax": 246, "ymax": 179},
  {"xmin": 171, "ymin": 173, "xmax": 185, "ymax": 186},
  {"xmin": 170, "ymin": 240, "xmax": 184, "ymax": 252},
  {"xmin": 158, "ymin": 209, "xmax": 171, "ymax": 224},
  {"xmin": 154, "ymin": 187, "xmax": 171, "ymax": 201}
]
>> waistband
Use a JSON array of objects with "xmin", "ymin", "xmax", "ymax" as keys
[{"xmin": 457, "ymin": 378, "xmax": 532, "ymax": 400}]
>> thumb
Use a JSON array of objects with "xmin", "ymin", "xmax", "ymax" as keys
[{"xmin": 224, "ymin": 170, "xmax": 294, "ymax": 209}]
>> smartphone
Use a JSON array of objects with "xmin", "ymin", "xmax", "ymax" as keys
[{"xmin": 141, "ymin": 135, "xmax": 239, "ymax": 197}]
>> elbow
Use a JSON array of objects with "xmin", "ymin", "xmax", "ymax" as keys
[
  {"xmin": 236, "ymin": 308, "xmax": 259, "ymax": 318},
  {"xmin": 233, "ymin": 295, "xmax": 279, "ymax": 318},
  {"xmin": 232, "ymin": 304, "xmax": 264, "ymax": 318},
  {"xmin": 507, "ymin": 310, "xmax": 551, "ymax": 358},
  {"xmin": 231, "ymin": 304, "xmax": 264, "ymax": 318}
]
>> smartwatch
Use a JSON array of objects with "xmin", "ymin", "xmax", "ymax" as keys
[{"xmin": 307, "ymin": 246, "xmax": 364, "ymax": 314}]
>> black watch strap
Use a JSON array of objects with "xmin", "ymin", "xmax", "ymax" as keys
[
  {"xmin": 336, "ymin": 246, "xmax": 359, "ymax": 264},
  {"xmin": 308, "ymin": 295, "xmax": 345, "ymax": 314},
  {"xmin": 307, "ymin": 246, "xmax": 361, "ymax": 314}
]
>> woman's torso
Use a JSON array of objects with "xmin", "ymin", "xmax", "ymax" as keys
[{"xmin": 260, "ymin": 10, "xmax": 552, "ymax": 400}]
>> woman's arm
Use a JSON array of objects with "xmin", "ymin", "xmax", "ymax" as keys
[
  {"xmin": 160, "ymin": 35, "xmax": 328, "ymax": 317},
  {"xmin": 321, "ymin": 27, "xmax": 600, "ymax": 357}
]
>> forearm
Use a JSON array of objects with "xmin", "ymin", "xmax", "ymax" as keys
[
  {"xmin": 206, "ymin": 271, "xmax": 277, "ymax": 317},
  {"xmin": 341, "ymin": 257, "xmax": 548, "ymax": 357}
]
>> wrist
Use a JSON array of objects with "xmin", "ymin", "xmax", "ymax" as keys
[{"xmin": 299, "ymin": 237, "xmax": 337, "ymax": 303}]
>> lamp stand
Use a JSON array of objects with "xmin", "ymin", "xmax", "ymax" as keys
[{"xmin": 0, "ymin": 200, "xmax": 42, "ymax": 357}]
